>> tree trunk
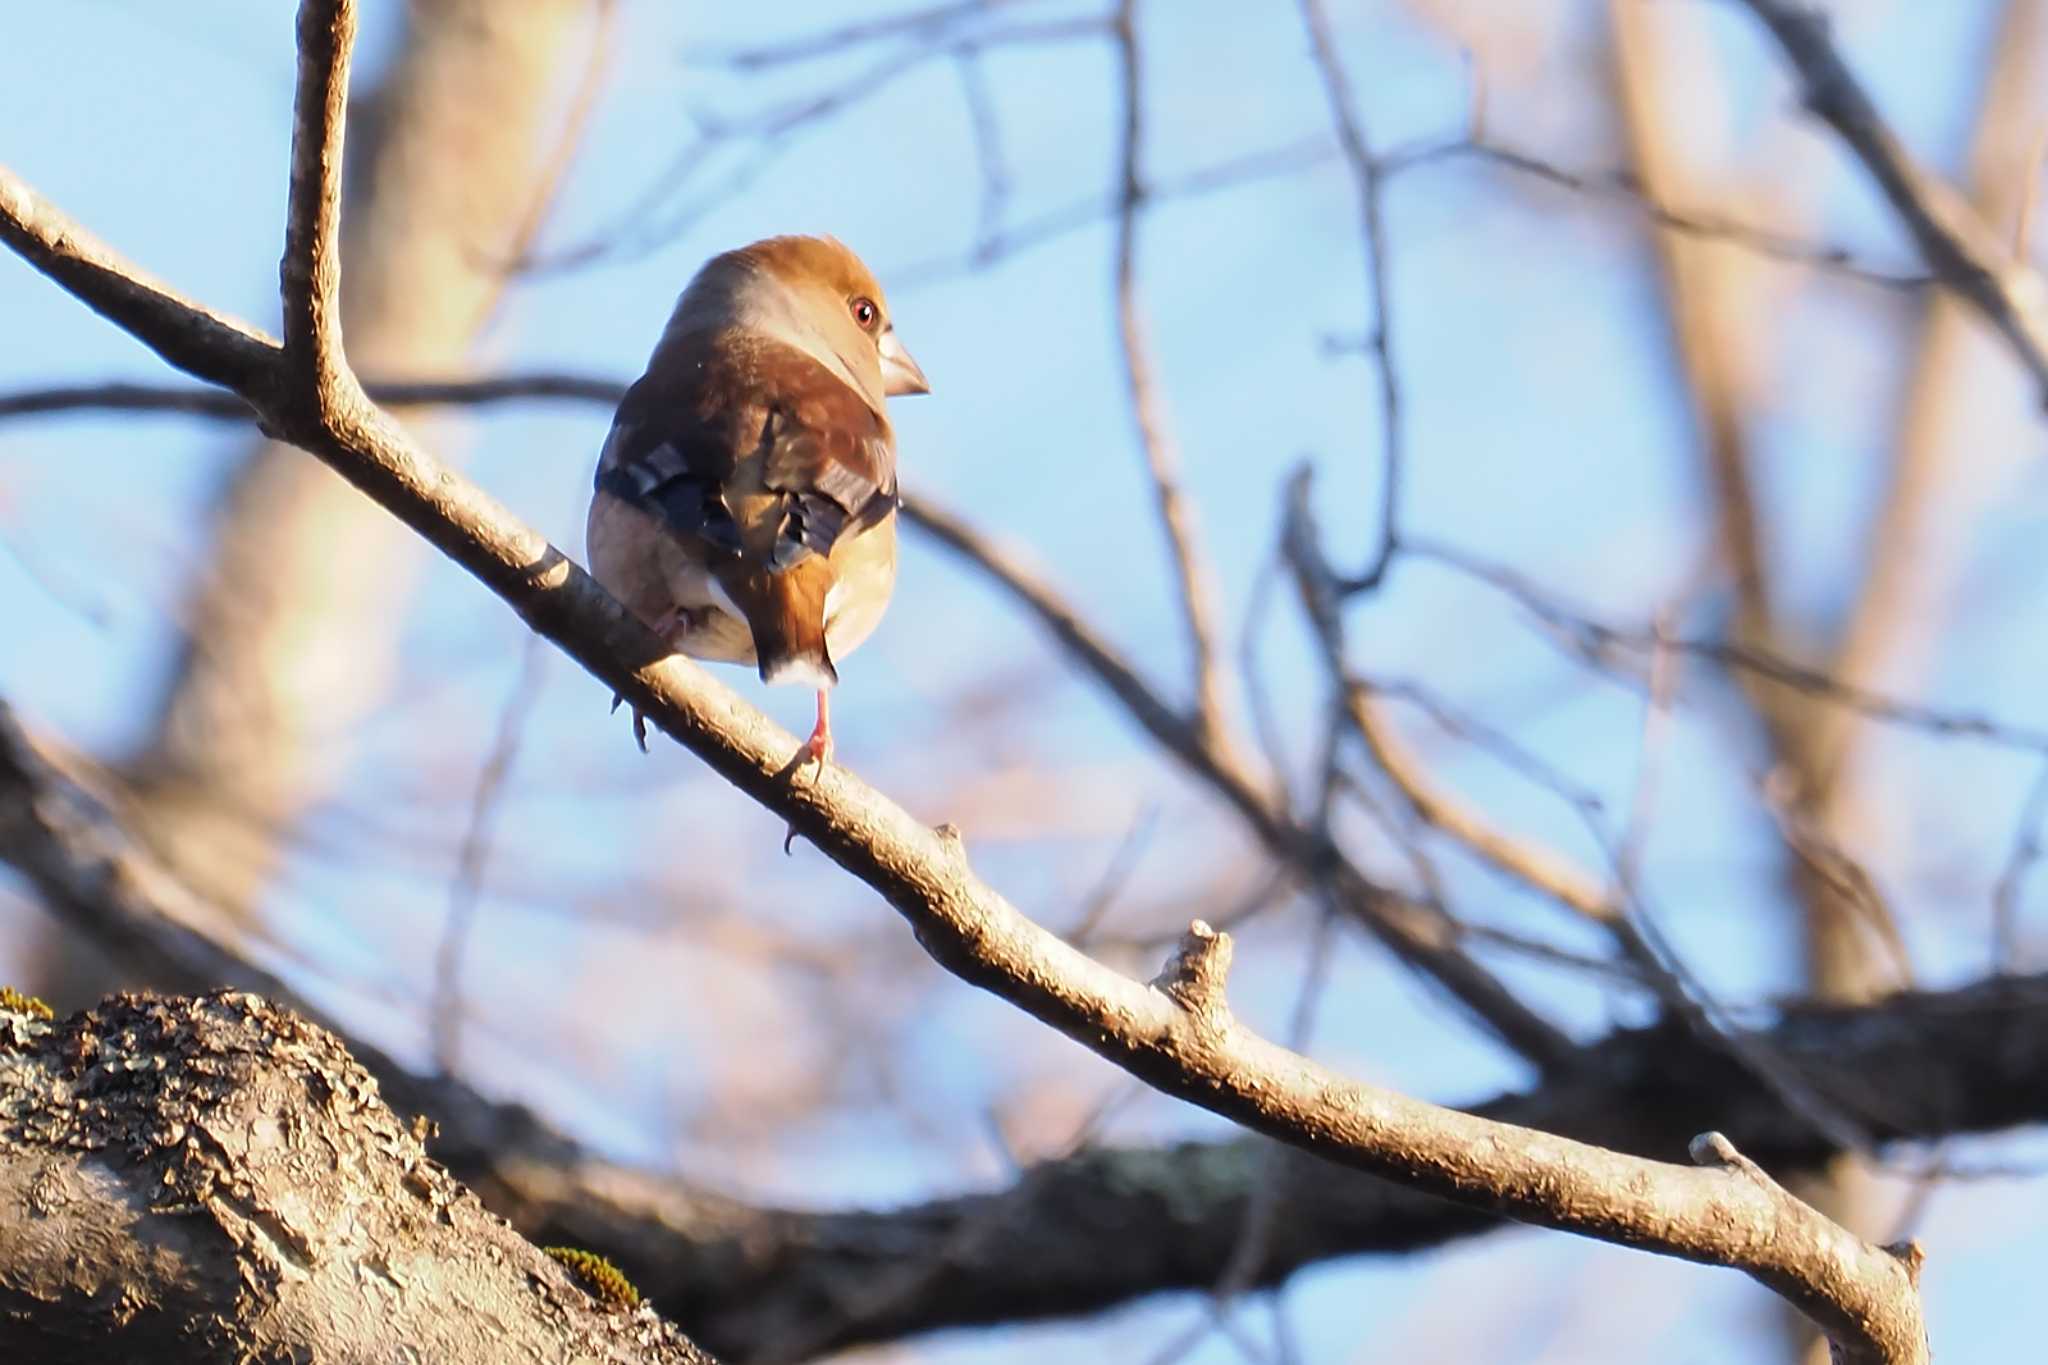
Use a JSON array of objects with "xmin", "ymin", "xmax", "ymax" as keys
[{"xmin": 0, "ymin": 989, "xmax": 714, "ymax": 1363}]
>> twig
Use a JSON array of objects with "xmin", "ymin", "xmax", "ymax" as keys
[
  {"xmin": 280, "ymin": 0, "xmax": 359, "ymax": 405},
  {"xmin": 1064, "ymin": 803, "xmax": 1162, "ymax": 945},
  {"xmin": 954, "ymin": 48, "xmax": 1012, "ymax": 261},
  {"xmin": 431, "ymin": 635, "xmax": 548, "ymax": 1074},
  {"xmin": 1408, "ymin": 535, "xmax": 2048, "ymax": 755},
  {"xmin": 1283, "ymin": 470, "xmax": 1613, "ymax": 922},
  {"xmin": 1297, "ymin": 0, "xmax": 1400, "ymax": 592},
  {"xmin": 1613, "ymin": 612, "xmax": 1680, "ymax": 899},
  {"xmin": 1992, "ymin": 756, "xmax": 2048, "ymax": 973},
  {"xmin": 1110, "ymin": 0, "xmax": 1238, "ymax": 756},
  {"xmin": 1378, "ymin": 138, "xmax": 1930, "ymax": 290},
  {"xmin": 0, "ymin": 373, "xmax": 625, "ymax": 420},
  {"xmin": 705, "ymin": 0, "xmax": 1032, "ymax": 69}
]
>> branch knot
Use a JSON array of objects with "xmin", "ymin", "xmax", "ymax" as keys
[{"xmin": 1152, "ymin": 919, "xmax": 1234, "ymax": 1023}]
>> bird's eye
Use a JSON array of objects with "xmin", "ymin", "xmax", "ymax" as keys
[{"xmin": 850, "ymin": 297, "xmax": 878, "ymax": 330}]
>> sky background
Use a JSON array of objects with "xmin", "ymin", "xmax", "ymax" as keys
[{"xmin": 5, "ymin": 1, "xmax": 2048, "ymax": 1360}]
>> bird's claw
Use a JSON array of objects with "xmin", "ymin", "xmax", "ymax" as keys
[
  {"xmin": 610, "ymin": 693, "xmax": 649, "ymax": 753},
  {"xmin": 783, "ymin": 730, "xmax": 833, "ymax": 854}
]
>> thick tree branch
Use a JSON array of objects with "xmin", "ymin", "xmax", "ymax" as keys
[
  {"xmin": 0, "ymin": 179, "xmax": 277, "ymax": 400},
  {"xmin": 0, "ymin": 990, "xmax": 714, "ymax": 1363}
]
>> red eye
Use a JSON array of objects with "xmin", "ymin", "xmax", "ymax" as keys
[{"xmin": 851, "ymin": 297, "xmax": 878, "ymax": 329}]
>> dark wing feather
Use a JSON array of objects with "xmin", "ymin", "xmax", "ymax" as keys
[
  {"xmin": 595, "ymin": 332, "xmax": 896, "ymax": 573},
  {"xmin": 594, "ymin": 436, "xmax": 743, "ymax": 555},
  {"xmin": 758, "ymin": 374, "xmax": 898, "ymax": 568}
]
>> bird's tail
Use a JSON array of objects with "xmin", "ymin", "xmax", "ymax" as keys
[{"xmin": 731, "ymin": 564, "xmax": 839, "ymax": 690}]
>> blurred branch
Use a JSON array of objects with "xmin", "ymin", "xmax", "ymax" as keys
[
  {"xmin": 1737, "ymin": 0, "xmax": 2048, "ymax": 407},
  {"xmin": 115, "ymin": 0, "xmax": 599, "ymax": 939},
  {"xmin": 705, "ymin": 0, "xmax": 1038, "ymax": 69},
  {"xmin": 1282, "ymin": 472, "xmax": 1611, "ymax": 921},
  {"xmin": 0, "ymin": 5, "xmax": 1932, "ymax": 1349},
  {"xmin": 8, "ymin": 690, "xmax": 2041, "ymax": 1359},
  {"xmin": 1408, "ymin": 536, "xmax": 2048, "ymax": 756},
  {"xmin": 12, "ymin": 372, "xmax": 2046, "ymax": 759},
  {"xmin": 0, "ymin": 373, "xmax": 626, "ymax": 419},
  {"xmin": 1383, "ymin": 139, "xmax": 1930, "ymax": 290},
  {"xmin": 1297, "ymin": 0, "xmax": 1402, "ymax": 591},
  {"xmin": 1110, "ymin": 0, "xmax": 1241, "ymax": 761},
  {"xmin": 431, "ymin": 635, "xmax": 548, "ymax": 1074},
  {"xmin": 906, "ymin": 495, "xmax": 1578, "ymax": 1069}
]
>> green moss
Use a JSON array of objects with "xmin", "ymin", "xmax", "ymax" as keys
[
  {"xmin": 545, "ymin": 1246, "xmax": 640, "ymax": 1311},
  {"xmin": 0, "ymin": 986, "xmax": 53, "ymax": 1021}
]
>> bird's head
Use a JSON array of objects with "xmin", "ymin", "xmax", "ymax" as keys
[{"xmin": 671, "ymin": 235, "xmax": 929, "ymax": 410}]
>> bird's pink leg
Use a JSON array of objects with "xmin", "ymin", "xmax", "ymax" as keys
[
  {"xmin": 801, "ymin": 689, "xmax": 834, "ymax": 771},
  {"xmin": 784, "ymin": 690, "xmax": 835, "ymax": 854}
]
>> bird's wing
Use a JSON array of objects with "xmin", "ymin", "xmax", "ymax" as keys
[{"xmin": 593, "ymin": 333, "xmax": 896, "ymax": 572}]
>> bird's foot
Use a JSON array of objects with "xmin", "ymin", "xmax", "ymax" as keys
[
  {"xmin": 798, "ymin": 724, "xmax": 833, "ymax": 780},
  {"xmin": 784, "ymin": 696, "xmax": 834, "ymax": 855}
]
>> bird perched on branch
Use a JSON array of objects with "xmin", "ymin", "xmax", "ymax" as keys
[{"xmin": 588, "ymin": 235, "xmax": 929, "ymax": 769}]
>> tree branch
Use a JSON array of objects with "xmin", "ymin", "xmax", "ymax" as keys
[
  {"xmin": 281, "ymin": 0, "xmax": 357, "ymax": 400},
  {"xmin": 0, "ymin": 367, "xmax": 1579, "ymax": 1068},
  {"xmin": 0, "ymin": 4, "xmax": 1932, "ymax": 1345},
  {"xmin": 9, "ymin": 694, "xmax": 2022, "ymax": 1360},
  {"xmin": 1109, "ymin": 0, "xmax": 1240, "ymax": 759},
  {"xmin": 1737, "ymin": 0, "xmax": 2048, "ymax": 407},
  {"xmin": 1297, "ymin": 0, "xmax": 1402, "ymax": 591}
]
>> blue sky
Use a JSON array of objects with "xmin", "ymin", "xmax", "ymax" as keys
[{"xmin": 6, "ymin": 1, "xmax": 2048, "ymax": 1360}]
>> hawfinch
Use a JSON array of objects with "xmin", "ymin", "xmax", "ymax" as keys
[{"xmin": 587, "ymin": 235, "xmax": 928, "ymax": 768}]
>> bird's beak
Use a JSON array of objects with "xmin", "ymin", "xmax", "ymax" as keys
[{"xmin": 879, "ymin": 326, "xmax": 930, "ymax": 397}]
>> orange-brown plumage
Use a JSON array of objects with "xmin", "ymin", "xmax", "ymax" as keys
[{"xmin": 586, "ymin": 235, "xmax": 927, "ymax": 765}]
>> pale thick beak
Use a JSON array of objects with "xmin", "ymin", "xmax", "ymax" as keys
[{"xmin": 879, "ymin": 327, "xmax": 930, "ymax": 397}]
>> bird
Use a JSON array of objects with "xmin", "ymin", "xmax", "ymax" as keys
[{"xmin": 586, "ymin": 235, "xmax": 929, "ymax": 773}]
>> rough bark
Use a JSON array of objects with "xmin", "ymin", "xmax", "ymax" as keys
[{"xmin": 0, "ymin": 989, "xmax": 714, "ymax": 1364}]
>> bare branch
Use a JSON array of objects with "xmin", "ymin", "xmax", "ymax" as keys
[
  {"xmin": 1297, "ymin": 0, "xmax": 1401, "ymax": 591},
  {"xmin": 906, "ymin": 494, "xmax": 1579, "ymax": 1068},
  {"xmin": 1408, "ymin": 535, "xmax": 2048, "ymax": 756},
  {"xmin": 0, "ymin": 374, "xmax": 624, "ymax": 420},
  {"xmin": 1380, "ymin": 139, "xmax": 1930, "ymax": 290},
  {"xmin": 1110, "ymin": 0, "xmax": 1238, "ymax": 757},
  {"xmin": 280, "ymin": 0, "xmax": 360, "ymax": 405},
  {"xmin": 0, "ymin": 43, "xmax": 1933, "ymax": 1352},
  {"xmin": 1737, "ymin": 0, "xmax": 2048, "ymax": 407},
  {"xmin": 431, "ymin": 636, "xmax": 548, "ymax": 1073},
  {"xmin": 0, "ymin": 178, "xmax": 277, "ymax": 398},
  {"xmin": 705, "ymin": 0, "xmax": 1033, "ymax": 69}
]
